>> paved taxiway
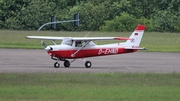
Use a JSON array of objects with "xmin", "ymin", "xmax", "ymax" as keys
[{"xmin": 0, "ymin": 49, "xmax": 179, "ymax": 73}]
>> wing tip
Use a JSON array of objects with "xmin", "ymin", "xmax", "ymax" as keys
[{"xmin": 25, "ymin": 36, "xmax": 28, "ymax": 39}]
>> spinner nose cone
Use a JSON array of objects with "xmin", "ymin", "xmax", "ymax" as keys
[{"xmin": 45, "ymin": 46, "xmax": 53, "ymax": 51}]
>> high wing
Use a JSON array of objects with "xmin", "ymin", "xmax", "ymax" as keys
[
  {"xmin": 25, "ymin": 36, "xmax": 131, "ymax": 41},
  {"xmin": 25, "ymin": 36, "xmax": 64, "ymax": 40}
]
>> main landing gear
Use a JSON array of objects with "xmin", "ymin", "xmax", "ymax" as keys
[{"xmin": 52, "ymin": 56, "xmax": 92, "ymax": 68}]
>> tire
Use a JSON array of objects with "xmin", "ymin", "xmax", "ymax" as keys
[
  {"xmin": 85, "ymin": 61, "xmax": 92, "ymax": 68},
  {"xmin": 64, "ymin": 60, "xmax": 70, "ymax": 68},
  {"xmin": 54, "ymin": 62, "xmax": 60, "ymax": 68}
]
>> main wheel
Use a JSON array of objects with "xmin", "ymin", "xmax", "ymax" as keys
[
  {"xmin": 85, "ymin": 61, "xmax": 92, "ymax": 68},
  {"xmin": 54, "ymin": 62, "xmax": 60, "ymax": 68},
  {"xmin": 64, "ymin": 60, "xmax": 70, "ymax": 68}
]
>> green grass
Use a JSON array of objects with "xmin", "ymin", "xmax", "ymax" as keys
[
  {"xmin": 0, "ymin": 73, "xmax": 180, "ymax": 101},
  {"xmin": 0, "ymin": 30, "xmax": 180, "ymax": 52}
]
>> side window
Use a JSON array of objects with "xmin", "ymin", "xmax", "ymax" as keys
[
  {"xmin": 75, "ymin": 41, "xmax": 83, "ymax": 47},
  {"xmin": 75, "ymin": 41, "xmax": 96, "ymax": 47}
]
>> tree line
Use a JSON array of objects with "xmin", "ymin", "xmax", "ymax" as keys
[{"xmin": 0, "ymin": 0, "xmax": 180, "ymax": 32}]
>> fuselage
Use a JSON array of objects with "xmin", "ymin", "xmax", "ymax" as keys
[{"xmin": 47, "ymin": 44, "xmax": 137, "ymax": 59}]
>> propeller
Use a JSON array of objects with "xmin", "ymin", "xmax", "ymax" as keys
[
  {"xmin": 41, "ymin": 40, "xmax": 47, "ymax": 48},
  {"xmin": 41, "ymin": 40, "xmax": 53, "ymax": 51}
]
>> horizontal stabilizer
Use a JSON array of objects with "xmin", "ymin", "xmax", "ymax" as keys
[{"xmin": 124, "ymin": 47, "xmax": 148, "ymax": 50}]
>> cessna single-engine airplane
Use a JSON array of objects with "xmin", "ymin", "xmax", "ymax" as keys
[{"xmin": 26, "ymin": 24, "xmax": 147, "ymax": 68}]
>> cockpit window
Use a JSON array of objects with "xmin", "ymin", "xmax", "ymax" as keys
[
  {"xmin": 75, "ymin": 41, "xmax": 84, "ymax": 47},
  {"xmin": 61, "ymin": 38, "xmax": 73, "ymax": 46},
  {"xmin": 64, "ymin": 40, "xmax": 73, "ymax": 46},
  {"xmin": 75, "ymin": 40, "xmax": 96, "ymax": 47}
]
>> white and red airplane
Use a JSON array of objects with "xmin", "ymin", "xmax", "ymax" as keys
[{"xmin": 26, "ymin": 24, "xmax": 147, "ymax": 68}]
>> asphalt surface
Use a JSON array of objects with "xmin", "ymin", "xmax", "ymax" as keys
[{"xmin": 0, "ymin": 49, "xmax": 179, "ymax": 73}]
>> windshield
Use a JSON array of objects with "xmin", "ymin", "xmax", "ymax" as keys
[{"xmin": 61, "ymin": 38, "xmax": 73, "ymax": 46}]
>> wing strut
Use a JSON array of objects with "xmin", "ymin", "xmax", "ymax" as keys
[
  {"xmin": 71, "ymin": 41, "xmax": 90, "ymax": 57},
  {"xmin": 52, "ymin": 40, "xmax": 57, "ymax": 45}
]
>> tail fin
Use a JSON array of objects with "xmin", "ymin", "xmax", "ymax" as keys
[{"xmin": 125, "ymin": 24, "xmax": 146, "ymax": 47}]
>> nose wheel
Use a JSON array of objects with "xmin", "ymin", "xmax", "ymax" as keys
[{"xmin": 54, "ymin": 62, "xmax": 60, "ymax": 68}]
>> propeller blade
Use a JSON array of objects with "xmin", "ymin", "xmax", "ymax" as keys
[{"xmin": 41, "ymin": 40, "xmax": 47, "ymax": 48}]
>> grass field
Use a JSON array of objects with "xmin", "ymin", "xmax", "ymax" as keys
[
  {"xmin": 0, "ymin": 73, "xmax": 180, "ymax": 101},
  {"xmin": 0, "ymin": 30, "xmax": 180, "ymax": 52}
]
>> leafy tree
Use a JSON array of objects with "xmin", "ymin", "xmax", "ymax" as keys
[
  {"xmin": 127, "ymin": 0, "xmax": 159, "ymax": 18},
  {"xmin": 152, "ymin": 10, "xmax": 178, "ymax": 32},
  {"xmin": 6, "ymin": 0, "xmax": 55, "ymax": 30},
  {"xmin": 63, "ymin": 1, "xmax": 112, "ymax": 31},
  {"xmin": 0, "ymin": 0, "xmax": 180, "ymax": 32},
  {"xmin": 0, "ymin": 0, "xmax": 30, "ymax": 29},
  {"xmin": 108, "ymin": 0, "xmax": 131, "ymax": 19},
  {"xmin": 174, "ymin": 16, "xmax": 180, "ymax": 32},
  {"xmin": 101, "ymin": 13, "xmax": 138, "ymax": 32}
]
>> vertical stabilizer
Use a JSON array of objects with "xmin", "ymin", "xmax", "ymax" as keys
[{"xmin": 125, "ymin": 24, "xmax": 146, "ymax": 47}]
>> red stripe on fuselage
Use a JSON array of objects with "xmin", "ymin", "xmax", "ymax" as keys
[{"xmin": 47, "ymin": 48, "xmax": 137, "ymax": 59}]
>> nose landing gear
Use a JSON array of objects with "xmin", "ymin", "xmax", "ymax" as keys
[{"xmin": 54, "ymin": 62, "xmax": 60, "ymax": 68}]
